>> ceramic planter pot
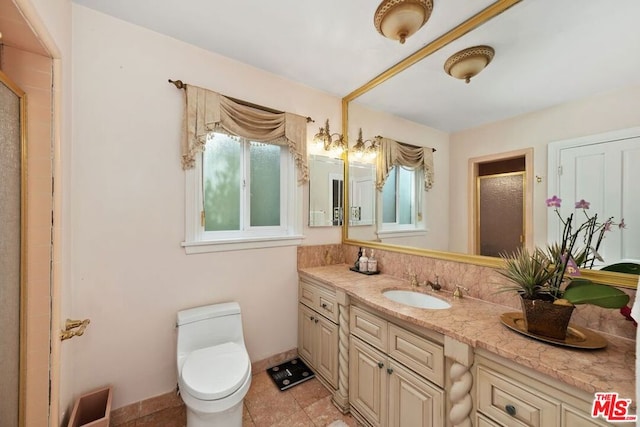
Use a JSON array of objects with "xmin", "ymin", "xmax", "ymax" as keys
[{"xmin": 520, "ymin": 298, "xmax": 575, "ymax": 340}]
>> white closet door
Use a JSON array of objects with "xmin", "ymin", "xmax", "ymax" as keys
[{"xmin": 554, "ymin": 136, "xmax": 640, "ymax": 266}]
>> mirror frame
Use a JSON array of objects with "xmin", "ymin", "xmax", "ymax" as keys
[{"xmin": 340, "ymin": 0, "xmax": 638, "ymax": 289}]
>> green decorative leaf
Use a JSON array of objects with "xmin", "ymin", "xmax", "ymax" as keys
[{"xmin": 563, "ymin": 282, "xmax": 630, "ymax": 308}]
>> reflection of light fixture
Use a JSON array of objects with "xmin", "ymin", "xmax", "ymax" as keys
[
  {"xmin": 374, "ymin": 0, "xmax": 433, "ymax": 44},
  {"xmin": 444, "ymin": 45, "xmax": 495, "ymax": 84},
  {"xmin": 314, "ymin": 119, "xmax": 345, "ymax": 154},
  {"xmin": 350, "ymin": 129, "xmax": 379, "ymax": 161}
]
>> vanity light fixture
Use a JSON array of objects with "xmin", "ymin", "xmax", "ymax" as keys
[
  {"xmin": 444, "ymin": 45, "xmax": 495, "ymax": 84},
  {"xmin": 374, "ymin": 0, "xmax": 434, "ymax": 44},
  {"xmin": 350, "ymin": 128, "xmax": 379, "ymax": 161},
  {"xmin": 314, "ymin": 119, "xmax": 345, "ymax": 155}
]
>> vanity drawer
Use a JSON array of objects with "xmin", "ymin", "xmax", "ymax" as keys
[
  {"xmin": 477, "ymin": 365, "xmax": 560, "ymax": 427},
  {"xmin": 350, "ymin": 306, "xmax": 388, "ymax": 352},
  {"xmin": 299, "ymin": 280, "xmax": 338, "ymax": 322},
  {"xmin": 387, "ymin": 324, "xmax": 444, "ymax": 387},
  {"xmin": 299, "ymin": 281, "xmax": 316, "ymax": 307},
  {"xmin": 316, "ymin": 287, "xmax": 338, "ymax": 323}
]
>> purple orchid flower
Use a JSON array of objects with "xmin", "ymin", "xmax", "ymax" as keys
[
  {"xmin": 604, "ymin": 219, "xmax": 613, "ymax": 232},
  {"xmin": 619, "ymin": 218, "xmax": 627, "ymax": 229},
  {"xmin": 546, "ymin": 195, "xmax": 562, "ymax": 208},
  {"xmin": 574, "ymin": 199, "xmax": 590, "ymax": 209}
]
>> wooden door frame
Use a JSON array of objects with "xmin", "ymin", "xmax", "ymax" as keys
[{"xmin": 468, "ymin": 148, "xmax": 534, "ymax": 255}]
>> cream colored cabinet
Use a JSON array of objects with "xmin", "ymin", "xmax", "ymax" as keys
[
  {"xmin": 349, "ymin": 305, "xmax": 445, "ymax": 427},
  {"xmin": 350, "ymin": 335, "xmax": 387, "ymax": 426},
  {"xmin": 475, "ymin": 351, "xmax": 617, "ymax": 427},
  {"xmin": 298, "ymin": 279, "xmax": 339, "ymax": 389}
]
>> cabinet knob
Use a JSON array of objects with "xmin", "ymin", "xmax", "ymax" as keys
[
  {"xmin": 321, "ymin": 303, "xmax": 328, "ymax": 309},
  {"xmin": 314, "ymin": 318, "xmax": 319, "ymax": 323},
  {"xmin": 387, "ymin": 368, "xmax": 394, "ymax": 375},
  {"xmin": 378, "ymin": 362, "xmax": 384, "ymax": 369},
  {"xmin": 310, "ymin": 316, "xmax": 314, "ymax": 321},
  {"xmin": 505, "ymin": 404, "xmax": 517, "ymax": 416}
]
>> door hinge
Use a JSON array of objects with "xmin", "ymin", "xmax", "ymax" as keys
[
  {"xmin": 557, "ymin": 165, "xmax": 563, "ymax": 176},
  {"xmin": 200, "ymin": 210, "xmax": 205, "ymax": 227}
]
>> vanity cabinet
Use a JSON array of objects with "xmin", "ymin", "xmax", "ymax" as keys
[
  {"xmin": 475, "ymin": 351, "xmax": 617, "ymax": 427},
  {"xmin": 349, "ymin": 305, "xmax": 445, "ymax": 427},
  {"xmin": 298, "ymin": 279, "xmax": 339, "ymax": 389}
]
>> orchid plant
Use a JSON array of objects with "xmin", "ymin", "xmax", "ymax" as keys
[
  {"xmin": 497, "ymin": 196, "xmax": 629, "ymax": 309},
  {"xmin": 546, "ymin": 195, "xmax": 625, "ymax": 272},
  {"xmin": 542, "ymin": 195, "xmax": 629, "ymax": 308}
]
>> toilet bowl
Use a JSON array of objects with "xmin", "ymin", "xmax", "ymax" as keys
[{"xmin": 176, "ymin": 302, "xmax": 252, "ymax": 427}]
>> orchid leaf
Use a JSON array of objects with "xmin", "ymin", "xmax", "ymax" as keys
[{"xmin": 563, "ymin": 280, "xmax": 630, "ymax": 308}]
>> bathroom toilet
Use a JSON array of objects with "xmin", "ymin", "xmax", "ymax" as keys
[{"xmin": 176, "ymin": 302, "xmax": 252, "ymax": 427}]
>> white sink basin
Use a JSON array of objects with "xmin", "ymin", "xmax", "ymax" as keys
[{"xmin": 382, "ymin": 290, "xmax": 451, "ymax": 310}]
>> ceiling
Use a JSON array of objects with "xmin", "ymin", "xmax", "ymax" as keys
[{"xmin": 6, "ymin": 0, "xmax": 640, "ymax": 132}]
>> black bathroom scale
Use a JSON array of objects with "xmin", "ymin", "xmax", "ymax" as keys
[{"xmin": 267, "ymin": 357, "xmax": 315, "ymax": 391}]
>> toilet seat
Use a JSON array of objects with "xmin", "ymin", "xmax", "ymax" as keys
[{"xmin": 180, "ymin": 342, "xmax": 250, "ymax": 401}]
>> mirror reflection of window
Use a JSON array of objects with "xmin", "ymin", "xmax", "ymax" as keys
[
  {"xmin": 381, "ymin": 166, "xmax": 423, "ymax": 228},
  {"xmin": 308, "ymin": 154, "xmax": 344, "ymax": 227}
]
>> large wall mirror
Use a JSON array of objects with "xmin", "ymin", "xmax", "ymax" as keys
[{"xmin": 343, "ymin": 0, "xmax": 640, "ymax": 288}]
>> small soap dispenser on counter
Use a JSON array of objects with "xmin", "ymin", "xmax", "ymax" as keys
[
  {"xmin": 354, "ymin": 247, "xmax": 363, "ymax": 270},
  {"xmin": 367, "ymin": 250, "xmax": 377, "ymax": 272},
  {"xmin": 359, "ymin": 249, "xmax": 369, "ymax": 272}
]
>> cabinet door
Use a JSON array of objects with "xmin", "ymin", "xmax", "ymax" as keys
[
  {"xmin": 298, "ymin": 304, "xmax": 315, "ymax": 366},
  {"xmin": 387, "ymin": 360, "xmax": 444, "ymax": 427},
  {"xmin": 350, "ymin": 336, "xmax": 387, "ymax": 427},
  {"xmin": 562, "ymin": 405, "xmax": 612, "ymax": 427},
  {"xmin": 315, "ymin": 314, "xmax": 339, "ymax": 388}
]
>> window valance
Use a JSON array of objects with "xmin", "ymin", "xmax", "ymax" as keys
[
  {"xmin": 375, "ymin": 137, "xmax": 434, "ymax": 191},
  {"xmin": 181, "ymin": 85, "xmax": 308, "ymax": 182}
]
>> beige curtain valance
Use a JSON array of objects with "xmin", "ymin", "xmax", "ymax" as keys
[
  {"xmin": 181, "ymin": 85, "xmax": 308, "ymax": 182},
  {"xmin": 375, "ymin": 137, "xmax": 434, "ymax": 191}
]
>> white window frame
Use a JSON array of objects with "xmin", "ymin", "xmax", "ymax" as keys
[
  {"xmin": 182, "ymin": 134, "xmax": 303, "ymax": 254},
  {"xmin": 378, "ymin": 165, "xmax": 426, "ymax": 236}
]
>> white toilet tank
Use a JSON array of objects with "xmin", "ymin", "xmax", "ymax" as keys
[{"xmin": 176, "ymin": 302, "xmax": 246, "ymax": 370}]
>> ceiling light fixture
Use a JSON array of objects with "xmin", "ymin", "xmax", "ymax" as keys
[
  {"xmin": 444, "ymin": 45, "xmax": 495, "ymax": 84},
  {"xmin": 314, "ymin": 119, "xmax": 345, "ymax": 155},
  {"xmin": 374, "ymin": 0, "xmax": 434, "ymax": 45}
]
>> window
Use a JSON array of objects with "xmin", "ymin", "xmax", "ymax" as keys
[
  {"xmin": 379, "ymin": 165, "xmax": 425, "ymax": 234},
  {"xmin": 183, "ymin": 132, "xmax": 303, "ymax": 253}
]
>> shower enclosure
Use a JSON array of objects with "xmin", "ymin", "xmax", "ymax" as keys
[{"xmin": 0, "ymin": 69, "xmax": 26, "ymax": 427}]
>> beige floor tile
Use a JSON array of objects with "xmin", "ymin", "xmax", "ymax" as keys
[
  {"xmin": 304, "ymin": 396, "xmax": 358, "ymax": 427},
  {"xmin": 245, "ymin": 386, "xmax": 302, "ymax": 427},
  {"xmin": 270, "ymin": 409, "xmax": 315, "ymax": 427},
  {"xmin": 290, "ymin": 378, "xmax": 331, "ymax": 409}
]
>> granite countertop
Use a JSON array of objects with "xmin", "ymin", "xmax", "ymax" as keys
[{"xmin": 298, "ymin": 264, "xmax": 636, "ymax": 403}]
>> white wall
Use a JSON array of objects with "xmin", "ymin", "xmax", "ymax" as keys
[
  {"xmin": 71, "ymin": 5, "xmax": 342, "ymax": 410},
  {"xmin": 449, "ymin": 85, "xmax": 640, "ymax": 253},
  {"xmin": 349, "ymin": 102, "xmax": 450, "ymax": 250}
]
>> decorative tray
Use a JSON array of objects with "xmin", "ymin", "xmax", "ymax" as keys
[
  {"xmin": 349, "ymin": 267, "xmax": 380, "ymax": 275},
  {"xmin": 500, "ymin": 312, "xmax": 607, "ymax": 350}
]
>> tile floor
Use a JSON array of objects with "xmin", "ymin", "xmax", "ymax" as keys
[
  {"xmin": 128, "ymin": 371, "xmax": 359, "ymax": 426},
  {"xmin": 243, "ymin": 371, "xmax": 359, "ymax": 427}
]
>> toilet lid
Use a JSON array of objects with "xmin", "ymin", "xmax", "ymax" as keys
[{"xmin": 181, "ymin": 342, "xmax": 250, "ymax": 400}]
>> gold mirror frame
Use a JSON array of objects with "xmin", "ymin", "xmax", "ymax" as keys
[
  {"xmin": 341, "ymin": 0, "xmax": 638, "ymax": 289},
  {"xmin": 0, "ymin": 69, "xmax": 28, "ymax": 425}
]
